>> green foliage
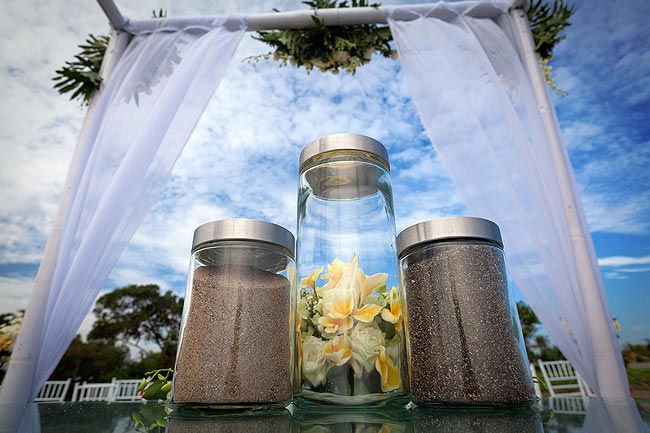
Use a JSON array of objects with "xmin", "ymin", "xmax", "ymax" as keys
[
  {"xmin": 52, "ymin": 10, "xmax": 167, "ymax": 105},
  {"xmin": 532, "ymin": 375, "xmax": 548, "ymax": 391},
  {"xmin": 622, "ymin": 341, "xmax": 650, "ymax": 365},
  {"xmin": 88, "ymin": 284, "xmax": 183, "ymax": 366},
  {"xmin": 627, "ymin": 368, "xmax": 650, "ymax": 387},
  {"xmin": 54, "ymin": 1, "xmax": 573, "ymax": 100},
  {"xmin": 51, "ymin": 335, "xmax": 130, "ymax": 382},
  {"xmin": 249, "ymin": 0, "xmax": 395, "ymax": 75},
  {"xmin": 52, "ymin": 34, "xmax": 109, "ymax": 106},
  {"xmin": 127, "ymin": 352, "xmax": 170, "ymax": 379},
  {"xmin": 527, "ymin": 0, "xmax": 574, "ymax": 60},
  {"xmin": 132, "ymin": 404, "xmax": 173, "ymax": 433},
  {"xmin": 517, "ymin": 301, "xmax": 540, "ymax": 360},
  {"xmin": 137, "ymin": 368, "xmax": 174, "ymax": 401},
  {"xmin": 516, "ymin": 301, "xmax": 564, "ymax": 362},
  {"xmin": 527, "ymin": 0, "xmax": 574, "ymax": 95}
]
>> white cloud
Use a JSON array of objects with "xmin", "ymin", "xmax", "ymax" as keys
[
  {"xmin": 598, "ymin": 255, "xmax": 650, "ymax": 267},
  {"xmin": 0, "ymin": 276, "xmax": 34, "ymax": 313},
  {"xmin": 580, "ymin": 191, "xmax": 650, "ymax": 235}
]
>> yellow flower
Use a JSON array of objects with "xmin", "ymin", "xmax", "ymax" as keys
[
  {"xmin": 324, "ymin": 335, "xmax": 353, "ymax": 366},
  {"xmin": 322, "ymin": 288, "xmax": 355, "ymax": 319},
  {"xmin": 375, "ymin": 345, "xmax": 400, "ymax": 392},
  {"xmin": 0, "ymin": 334, "xmax": 11, "ymax": 352},
  {"xmin": 322, "ymin": 254, "xmax": 387, "ymax": 311},
  {"xmin": 321, "ymin": 258, "xmax": 348, "ymax": 289},
  {"xmin": 318, "ymin": 315, "xmax": 354, "ymax": 335},
  {"xmin": 319, "ymin": 262, "xmax": 384, "ymax": 330},
  {"xmin": 318, "ymin": 287, "xmax": 356, "ymax": 334},
  {"xmin": 352, "ymin": 304, "xmax": 383, "ymax": 323},
  {"xmin": 357, "ymin": 271, "xmax": 388, "ymax": 304},
  {"xmin": 301, "ymin": 266, "xmax": 323, "ymax": 290},
  {"xmin": 380, "ymin": 287, "xmax": 403, "ymax": 332}
]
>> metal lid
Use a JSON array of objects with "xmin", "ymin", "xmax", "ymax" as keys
[
  {"xmin": 299, "ymin": 133, "xmax": 390, "ymax": 172},
  {"xmin": 396, "ymin": 216, "xmax": 503, "ymax": 257},
  {"xmin": 192, "ymin": 218, "xmax": 295, "ymax": 257}
]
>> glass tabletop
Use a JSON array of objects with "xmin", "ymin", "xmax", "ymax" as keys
[{"xmin": 12, "ymin": 397, "xmax": 650, "ymax": 433}]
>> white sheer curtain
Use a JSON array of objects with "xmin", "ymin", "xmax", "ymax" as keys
[
  {"xmin": 387, "ymin": 2, "xmax": 628, "ymax": 398},
  {"xmin": 0, "ymin": 15, "xmax": 246, "ymax": 419}
]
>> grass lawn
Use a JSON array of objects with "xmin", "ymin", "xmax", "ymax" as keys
[
  {"xmin": 628, "ymin": 368, "xmax": 650, "ymax": 398},
  {"xmin": 628, "ymin": 368, "xmax": 650, "ymax": 388}
]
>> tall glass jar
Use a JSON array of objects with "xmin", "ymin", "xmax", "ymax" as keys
[
  {"xmin": 397, "ymin": 217, "xmax": 535, "ymax": 406},
  {"xmin": 296, "ymin": 134, "xmax": 406, "ymax": 406},
  {"xmin": 172, "ymin": 219, "xmax": 296, "ymax": 408}
]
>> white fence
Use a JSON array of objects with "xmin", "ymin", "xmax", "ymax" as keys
[{"xmin": 35, "ymin": 378, "xmax": 142, "ymax": 402}]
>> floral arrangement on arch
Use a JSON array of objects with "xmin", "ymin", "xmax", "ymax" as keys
[
  {"xmin": 0, "ymin": 315, "xmax": 23, "ymax": 375},
  {"xmin": 298, "ymin": 254, "xmax": 402, "ymax": 394}
]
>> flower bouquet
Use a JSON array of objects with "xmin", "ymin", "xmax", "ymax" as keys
[{"xmin": 298, "ymin": 254, "xmax": 403, "ymax": 400}]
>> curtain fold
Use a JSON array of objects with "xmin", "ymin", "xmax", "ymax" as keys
[
  {"xmin": 0, "ymin": 15, "xmax": 246, "ymax": 417},
  {"xmin": 387, "ymin": 3, "xmax": 628, "ymax": 398}
]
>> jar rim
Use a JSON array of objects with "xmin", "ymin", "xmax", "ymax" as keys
[
  {"xmin": 396, "ymin": 216, "xmax": 503, "ymax": 257},
  {"xmin": 299, "ymin": 133, "xmax": 390, "ymax": 172},
  {"xmin": 192, "ymin": 218, "xmax": 295, "ymax": 258}
]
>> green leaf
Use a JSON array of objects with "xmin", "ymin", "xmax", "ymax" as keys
[{"xmin": 143, "ymin": 381, "xmax": 164, "ymax": 400}]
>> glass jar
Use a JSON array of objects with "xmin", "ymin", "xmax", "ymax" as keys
[
  {"xmin": 172, "ymin": 219, "xmax": 296, "ymax": 408},
  {"xmin": 397, "ymin": 217, "xmax": 535, "ymax": 406},
  {"xmin": 295, "ymin": 134, "xmax": 406, "ymax": 405}
]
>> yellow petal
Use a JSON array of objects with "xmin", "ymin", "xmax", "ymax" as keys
[
  {"xmin": 359, "ymin": 272, "xmax": 388, "ymax": 301},
  {"xmin": 318, "ymin": 316, "xmax": 353, "ymax": 334},
  {"xmin": 334, "ymin": 254, "xmax": 359, "ymax": 291},
  {"xmin": 301, "ymin": 266, "xmax": 324, "ymax": 289},
  {"xmin": 324, "ymin": 336, "xmax": 353, "ymax": 366},
  {"xmin": 323, "ymin": 288, "xmax": 355, "ymax": 319},
  {"xmin": 353, "ymin": 304, "xmax": 383, "ymax": 323},
  {"xmin": 375, "ymin": 346, "xmax": 401, "ymax": 392},
  {"xmin": 381, "ymin": 309, "xmax": 398, "ymax": 324},
  {"xmin": 322, "ymin": 258, "xmax": 346, "ymax": 286}
]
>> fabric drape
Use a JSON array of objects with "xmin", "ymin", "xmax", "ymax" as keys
[
  {"xmin": 0, "ymin": 15, "xmax": 246, "ymax": 420},
  {"xmin": 387, "ymin": 2, "xmax": 628, "ymax": 399}
]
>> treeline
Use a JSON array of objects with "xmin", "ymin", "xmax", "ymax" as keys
[
  {"xmin": 2, "ymin": 286, "xmax": 613, "ymax": 384},
  {"xmin": 50, "ymin": 284, "xmax": 183, "ymax": 383}
]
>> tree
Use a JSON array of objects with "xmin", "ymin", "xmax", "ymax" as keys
[
  {"xmin": 51, "ymin": 336, "xmax": 130, "ymax": 382},
  {"xmin": 516, "ymin": 301, "xmax": 564, "ymax": 362},
  {"xmin": 88, "ymin": 285, "xmax": 183, "ymax": 366},
  {"xmin": 517, "ymin": 301, "xmax": 540, "ymax": 360}
]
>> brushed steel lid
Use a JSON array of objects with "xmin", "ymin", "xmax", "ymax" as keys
[
  {"xmin": 192, "ymin": 218, "xmax": 295, "ymax": 257},
  {"xmin": 396, "ymin": 216, "xmax": 503, "ymax": 257},
  {"xmin": 299, "ymin": 133, "xmax": 390, "ymax": 172}
]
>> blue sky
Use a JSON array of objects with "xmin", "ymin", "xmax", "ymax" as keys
[{"xmin": 0, "ymin": 0, "xmax": 648, "ymax": 345}]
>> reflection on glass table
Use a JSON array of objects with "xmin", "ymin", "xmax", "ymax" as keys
[{"xmin": 26, "ymin": 397, "xmax": 650, "ymax": 433}]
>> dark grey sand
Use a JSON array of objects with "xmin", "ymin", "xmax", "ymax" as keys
[
  {"xmin": 403, "ymin": 243, "xmax": 535, "ymax": 404},
  {"xmin": 173, "ymin": 264, "xmax": 291, "ymax": 404}
]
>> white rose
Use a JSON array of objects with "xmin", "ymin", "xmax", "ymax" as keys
[
  {"xmin": 349, "ymin": 324, "xmax": 384, "ymax": 376},
  {"xmin": 302, "ymin": 336, "xmax": 328, "ymax": 388}
]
